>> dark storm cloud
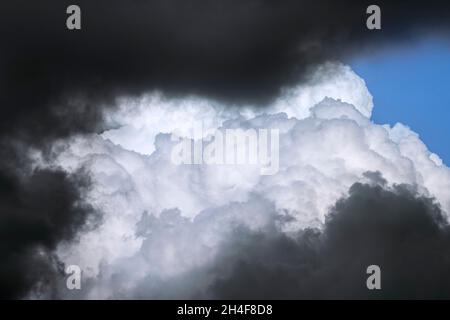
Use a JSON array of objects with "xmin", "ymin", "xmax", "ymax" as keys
[
  {"xmin": 1, "ymin": 0, "xmax": 450, "ymax": 142},
  {"xmin": 131, "ymin": 177, "xmax": 450, "ymax": 299},
  {"xmin": 205, "ymin": 181, "xmax": 450, "ymax": 299},
  {"xmin": 0, "ymin": 143, "xmax": 97, "ymax": 299}
]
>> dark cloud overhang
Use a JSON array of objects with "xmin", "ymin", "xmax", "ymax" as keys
[{"xmin": 1, "ymin": 1, "xmax": 450, "ymax": 143}]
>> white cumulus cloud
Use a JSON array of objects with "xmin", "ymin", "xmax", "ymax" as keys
[{"xmin": 35, "ymin": 62, "xmax": 450, "ymax": 298}]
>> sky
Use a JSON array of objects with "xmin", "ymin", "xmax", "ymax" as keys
[
  {"xmin": 350, "ymin": 38, "xmax": 450, "ymax": 165},
  {"xmin": 2, "ymin": 1, "xmax": 450, "ymax": 300}
]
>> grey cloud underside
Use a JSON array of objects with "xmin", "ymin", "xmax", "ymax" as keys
[{"xmin": 128, "ymin": 180, "xmax": 450, "ymax": 299}]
